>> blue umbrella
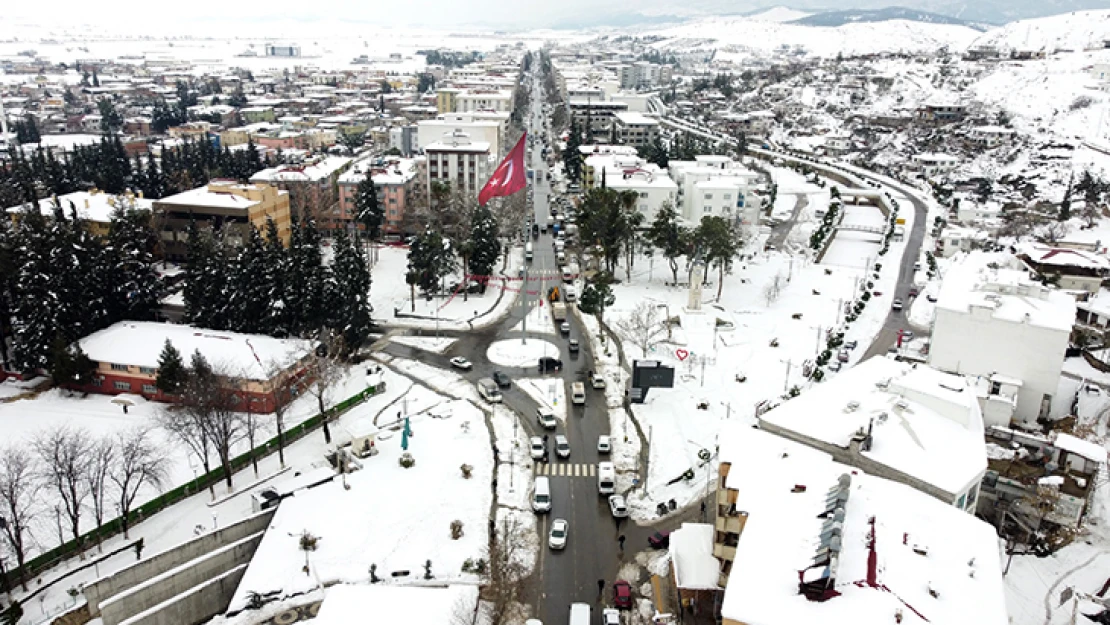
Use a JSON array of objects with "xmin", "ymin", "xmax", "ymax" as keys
[{"xmin": 401, "ymin": 417, "xmax": 412, "ymax": 450}]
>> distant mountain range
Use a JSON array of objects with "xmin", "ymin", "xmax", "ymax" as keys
[{"xmin": 789, "ymin": 6, "xmax": 987, "ymax": 29}]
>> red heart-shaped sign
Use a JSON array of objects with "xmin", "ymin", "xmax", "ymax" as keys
[{"xmin": 676, "ymin": 349, "xmax": 689, "ymax": 361}]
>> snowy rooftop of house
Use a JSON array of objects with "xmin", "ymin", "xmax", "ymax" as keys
[
  {"xmin": 1078, "ymin": 289, "xmax": 1110, "ymax": 317},
  {"xmin": 936, "ymin": 252, "xmax": 1077, "ymax": 332},
  {"xmin": 21, "ymin": 133, "xmax": 102, "ymax": 152},
  {"xmin": 1015, "ymin": 242, "xmax": 1110, "ymax": 271},
  {"xmin": 602, "ymin": 165, "xmax": 677, "ymax": 191},
  {"xmin": 425, "ymin": 132, "xmax": 490, "ymax": 153},
  {"xmin": 338, "ymin": 157, "xmax": 419, "ymax": 186},
  {"xmin": 670, "ymin": 523, "xmax": 720, "ymax": 590},
  {"xmin": 579, "ymin": 144, "xmax": 640, "ymax": 157},
  {"xmin": 913, "ymin": 152, "xmax": 960, "ymax": 163},
  {"xmin": 77, "ymin": 321, "xmax": 311, "ymax": 380},
  {"xmin": 759, "ymin": 357, "xmax": 987, "ymax": 496},
  {"xmin": 614, "ymin": 111, "xmax": 658, "ymax": 126},
  {"xmin": 5, "ymin": 190, "xmax": 153, "ymax": 223},
  {"xmin": 718, "ymin": 425, "xmax": 1008, "ymax": 625},
  {"xmin": 313, "ymin": 584, "xmax": 478, "ymax": 625},
  {"xmin": 250, "ymin": 156, "xmax": 352, "ymax": 184},
  {"xmin": 1054, "ymin": 432, "xmax": 1107, "ymax": 463},
  {"xmin": 155, "ymin": 183, "xmax": 274, "ymax": 211}
]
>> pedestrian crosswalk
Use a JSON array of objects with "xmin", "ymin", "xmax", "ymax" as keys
[{"xmin": 534, "ymin": 462, "xmax": 596, "ymax": 477}]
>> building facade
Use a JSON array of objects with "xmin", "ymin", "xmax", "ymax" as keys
[
  {"xmin": 152, "ymin": 182, "xmax": 292, "ymax": 260},
  {"xmin": 337, "ymin": 157, "xmax": 421, "ymax": 236},
  {"xmin": 424, "ymin": 131, "xmax": 491, "ymax": 197}
]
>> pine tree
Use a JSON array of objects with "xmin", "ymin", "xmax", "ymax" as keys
[
  {"xmin": 354, "ymin": 170, "xmax": 383, "ymax": 239},
  {"xmin": 262, "ymin": 218, "xmax": 290, "ymax": 335},
  {"xmin": 155, "ymin": 339, "xmax": 188, "ymax": 395},
  {"xmin": 106, "ymin": 206, "xmax": 160, "ymax": 321},
  {"xmin": 466, "ymin": 203, "xmax": 501, "ymax": 286},
  {"xmin": 10, "ymin": 209, "xmax": 61, "ymax": 371},
  {"xmin": 328, "ymin": 228, "xmax": 373, "ymax": 350},
  {"xmin": 183, "ymin": 221, "xmax": 218, "ymax": 327},
  {"xmin": 49, "ymin": 334, "xmax": 76, "ymax": 387},
  {"xmin": 563, "ymin": 118, "xmax": 584, "ymax": 183},
  {"xmin": 143, "ymin": 151, "xmax": 167, "ymax": 199},
  {"xmin": 649, "ymin": 201, "xmax": 690, "ymax": 285}
]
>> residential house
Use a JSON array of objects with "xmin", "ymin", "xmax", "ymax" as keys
[
  {"xmin": 912, "ymin": 153, "xmax": 960, "ymax": 178},
  {"xmin": 250, "ymin": 155, "xmax": 353, "ymax": 222},
  {"xmin": 152, "ymin": 181, "xmax": 292, "ymax": 260},
  {"xmin": 337, "ymin": 157, "xmax": 421, "ymax": 237},
  {"xmin": 424, "ymin": 130, "xmax": 491, "ymax": 197},
  {"xmin": 928, "ymin": 252, "xmax": 1075, "ymax": 425},
  {"xmin": 669, "ymin": 156, "xmax": 760, "ymax": 227},
  {"xmin": 6, "ymin": 189, "xmax": 154, "ymax": 238},
  {"xmin": 1015, "ymin": 242, "xmax": 1110, "ymax": 295},
  {"xmin": 915, "ymin": 102, "xmax": 967, "ymax": 124}
]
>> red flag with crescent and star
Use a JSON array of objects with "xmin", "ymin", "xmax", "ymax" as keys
[{"xmin": 478, "ymin": 132, "xmax": 528, "ymax": 206}]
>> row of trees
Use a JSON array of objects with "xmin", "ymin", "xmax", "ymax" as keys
[
  {"xmin": 0, "ymin": 204, "xmax": 160, "ymax": 372},
  {"xmin": 405, "ymin": 196, "xmax": 502, "ymax": 305},
  {"xmin": 183, "ymin": 216, "xmax": 374, "ymax": 350},
  {"xmin": 0, "ymin": 136, "xmax": 271, "ymax": 210},
  {"xmin": 0, "ymin": 426, "xmax": 168, "ymax": 590}
]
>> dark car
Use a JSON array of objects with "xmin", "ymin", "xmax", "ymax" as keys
[
  {"xmin": 568, "ymin": 339, "xmax": 580, "ymax": 353},
  {"xmin": 613, "ymin": 580, "xmax": 633, "ymax": 609},
  {"xmin": 492, "ymin": 371, "xmax": 511, "ymax": 388},
  {"xmin": 648, "ymin": 531, "xmax": 671, "ymax": 549},
  {"xmin": 538, "ymin": 357, "xmax": 563, "ymax": 373}
]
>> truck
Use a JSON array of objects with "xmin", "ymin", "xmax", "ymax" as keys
[
  {"xmin": 552, "ymin": 302, "xmax": 567, "ymax": 322},
  {"xmin": 476, "ymin": 378, "xmax": 502, "ymax": 403}
]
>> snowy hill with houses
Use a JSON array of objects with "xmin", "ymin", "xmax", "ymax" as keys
[{"xmin": 969, "ymin": 9, "xmax": 1110, "ymax": 53}]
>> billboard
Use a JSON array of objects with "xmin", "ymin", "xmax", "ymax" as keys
[{"xmin": 631, "ymin": 360, "xmax": 675, "ymax": 402}]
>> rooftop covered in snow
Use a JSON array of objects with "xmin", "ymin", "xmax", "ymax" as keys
[
  {"xmin": 758, "ymin": 357, "xmax": 987, "ymax": 501},
  {"xmin": 250, "ymin": 156, "xmax": 353, "ymax": 184},
  {"xmin": 5, "ymin": 190, "xmax": 153, "ymax": 224},
  {"xmin": 669, "ymin": 523, "xmax": 720, "ymax": 591},
  {"xmin": 313, "ymin": 584, "xmax": 478, "ymax": 625},
  {"xmin": 717, "ymin": 425, "xmax": 1008, "ymax": 625},
  {"xmin": 936, "ymin": 252, "xmax": 1077, "ymax": 332}
]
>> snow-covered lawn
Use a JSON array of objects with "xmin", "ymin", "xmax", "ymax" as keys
[
  {"xmin": 486, "ymin": 338, "xmax": 561, "ymax": 368},
  {"xmin": 389, "ymin": 336, "xmax": 458, "ymax": 353}
]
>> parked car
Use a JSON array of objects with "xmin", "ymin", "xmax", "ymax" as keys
[
  {"xmin": 591, "ymin": 372, "xmax": 606, "ymax": 389},
  {"xmin": 613, "ymin": 580, "xmax": 633, "ymax": 609},
  {"xmin": 492, "ymin": 370, "xmax": 511, "ymax": 387},
  {"xmin": 908, "ymin": 287, "xmax": 919, "ymax": 297},
  {"xmin": 601, "ymin": 608, "xmax": 621, "ymax": 625},
  {"xmin": 537, "ymin": 408, "xmax": 558, "ymax": 430},
  {"xmin": 648, "ymin": 531, "xmax": 671, "ymax": 549},
  {"xmin": 530, "ymin": 437, "xmax": 545, "ymax": 459},
  {"xmin": 829, "ymin": 361, "xmax": 842, "ymax": 372},
  {"xmin": 844, "ymin": 340, "xmax": 858, "ymax": 350},
  {"xmin": 900, "ymin": 330, "xmax": 915, "ymax": 341},
  {"xmin": 837, "ymin": 349, "xmax": 850, "ymax": 363},
  {"xmin": 449, "ymin": 357, "xmax": 473, "ymax": 370},
  {"xmin": 555, "ymin": 434, "xmax": 570, "ymax": 458},
  {"xmin": 538, "ymin": 357, "xmax": 563, "ymax": 372},
  {"xmin": 569, "ymin": 339, "xmax": 580, "ymax": 352},
  {"xmin": 597, "ymin": 435, "xmax": 611, "ymax": 454},
  {"xmin": 548, "ymin": 518, "xmax": 568, "ymax": 550},
  {"xmin": 608, "ymin": 494, "xmax": 629, "ymax": 518}
]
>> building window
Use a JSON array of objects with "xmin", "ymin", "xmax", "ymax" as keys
[
  {"xmin": 640, "ymin": 192, "xmax": 648, "ymax": 198},
  {"xmin": 142, "ymin": 384, "xmax": 158, "ymax": 394},
  {"xmin": 723, "ymin": 193, "xmax": 732, "ymax": 200},
  {"xmin": 704, "ymin": 206, "xmax": 712, "ymax": 213},
  {"xmin": 956, "ymin": 493, "xmax": 967, "ymax": 509},
  {"xmin": 110, "ymin": 363, "xmax": 129, "ymax": 372},
  {"xmin": 139, "ymin": 366, "xmax": 156, "ymax": 375},
  {"xmin": 704, "ymin": 193, "xmax": 713, "ymax": 200},
  {"xmin": 967, "ymin": 484, "xmax": 978, "ymax": 509},
  {"xmin": 113, "ymin": 381, "xmax": 131, "ymax": 391}
]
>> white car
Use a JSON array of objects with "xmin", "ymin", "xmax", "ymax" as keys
[
  {"xmin": 591, "ymin": 373, "xmax": 607, "ymax": 389},
  {"xmin": 548, "ymin": 518, "xmax": 569, "ymax": 550},
  {"xmin": 597, "ymin": 435, "xmax": 611, "ymax": 454},
  {"xmin": 530, "ymin": 436, "xmax": 545, "ymax": 460},
  {"xmin": 602, "ymin": 608, "xmax": 621, "ymax": 625},
  {"xmin": 608, "ymin": 494, "xmax": 629, "ymax": 518},
  {"xmin": 892, "ymin": 299, "xmax": 904, "ymax": 311},
  {"xmin": 555, "ymin": 435, "xmax": 570, "ymax": 459},
  {"xmin": 536, "ymin": 408, "xmax": 558, "ymax": 430},
  {"xmin": 449, "ymin": 356, "xmax": 472, "ymax": 370}
]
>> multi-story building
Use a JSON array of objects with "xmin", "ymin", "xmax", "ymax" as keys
[
  {"xmin": 5, "ymin": 189, "xmax": 154, "ymax": 238},
  {"xmin": 435, "ymin": 87, "xmax": 459, "ymax": 114},
  {"xmin": 424, "ymin": 130, "xmax": 490, "ymax": 197},
  {"xmin": 668, "ymin": 156, "xmax": 760, "ymax": 227},
  {"xmin": 388, "ymin": 124, "xmax": 418, "ymax": 156},
  {"xmin": 76, "ymin": 321, "xmax": 312, "ymax": 412},
  {"xmin": 712, "ymin": 424, "xmax": 1008, "ymax": 625},
  {"xmin": 417, "ymin": 114, "xmax": 502, "ymax": 157},
  {"xmin": 928, "ymin": 252, "xmax": 1075, "ymax": 425},
  {"xmin": 250, "ymin": 155, "xmax": 353, "ymax": 222},
  {"xmin": 337, "ymin": 157, "xmax": 421, "ymax": 237},
  {"xmin": 152, "ymin": 181, "xmax": 291, "ymax": 260},
  {"xmin": 616, "ymin": 61, "xmax": 671, "ymax": 90},
  {"xmin": 1015, "ymin": 242, "xmax": 1110, "ymax": 295},
  {"xmin": 454, "ymin": 89, "xmax": 513, "ymax": 113},
  {"xmin": 568, "ymin": 99, "xmax": 628, "ymax": 141},
  {"xmin": 612, "ymin": 111, "xmax": 659, "ymax": 148}
]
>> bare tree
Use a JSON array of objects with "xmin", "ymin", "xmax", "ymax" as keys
[
  {"xmin": 616, "ymin": 302, "xmax": 668, "ymax": 358},
  {"xmin": 0, "ymin": 446, "xmax": 39, "ymax": 590},
  {"xmin": 159, "ymin": 379, "xmax": 216, "ymax": 499},
  {"xmin": 306, "ymin": 334, "xmax": 346, "ymax": 444},
  {"xmin": 184, "ymin": 356, "xmax": 245, "ymax": 492},
  {"xmin": 484, "ymin": 516, "xmax": 534, "ymax": 625},
  {"xmin": 85, "ymin": 436, "xmax": 116, "ymax": 553},
  {"xmin": 763, "ymin": 273, "xmax": 785, "ymax": 307},
  {"xmin": 1037, "ymin": 221, "xmax": 1071, "ymax": 245},
  {"xmin": 111, "ymin": 427, "xmax": 169, "ymax": 539},
  {"xmin": 264, "ymin": 358, "xmax": 298, "ymax": 469},
  {"xmin": 33, "ymin": 425, "xmax": 93, "ymax": 560}
]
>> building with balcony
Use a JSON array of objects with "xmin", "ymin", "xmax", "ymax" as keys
[
  {"xmin": 454, "ymin": 89, "xmax": 513, "ymax": 113},
  {"xmin": 152, "ymin": 182, "xmax": 291, "ymax": 261},
  {"xmin": 568, "ymin": 99, "xmax": 628, "ymax": 142},
  {"xmin": 337, "ymin": 157, "xmax": 421, "ymax": 236},
  {"xmin": 1015, "ymin": 242, "xmax": 1110, "ymax": 295},
  {"xmin": 612, "ymin": 111, "xmax": 659, "ymax": 148},
  {"xmin": 75, "ymin": 321, "xmax": 313, "ymax": 412},
  {"xmin": 712, "ymin": 425, "xmax": 1008, "ymax": 625},
  {"xmin": 250, "ymin": 155, "xmax": 353, "ymax": 222},
  {"xmin": 424, "ymin": 130, "xmax": 490, "ymax": 197},
  {"xmin": 417, "ymin": 114, "xmax": 502, "ymax": 157},
  {"xmin": 669, "ymin": 156, "xmax": 760, "ymax": 227}
]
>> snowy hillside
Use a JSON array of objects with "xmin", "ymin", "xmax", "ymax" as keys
[
  {"xmin": 970, "ymin": 9, "xmax": 1110, "ymax": 52},
  {"xmin": 646, "ymin": 17, "xmax": 982, "ymax": 57},
  {"xmin": 745, "ymin": 7, "xmax": 814, "ymax": 23}
]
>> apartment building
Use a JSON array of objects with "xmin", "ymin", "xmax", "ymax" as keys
[
  {"xmin": 612, "ymin": 111, "xmax": 659, "ymax": 148},
  {"xmin": 424, "ymin": 130, "xmax": 490, "ymax": 197},
  {"xmin": 152, "ymin": 181, "xmax": 291, "ymax": 260},
  {"xmin": 337, "ymin": 157, "xmax": 421, "ymax": 236},
  {"xmin": 669, "ymin": 156, "xmax": 760, "ymax": 226},
  {"xmin": 250, "ymin": 155, "xmax": 353, "ymax": 222}
]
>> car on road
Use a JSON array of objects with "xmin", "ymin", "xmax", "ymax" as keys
[
  {"xmin": 613, "ymin": 580, "xmax": 633, "ymax": 609},
  {"xmin": 591, "ymin": 372, "xmax": 607, "ymax": 389},
  {"xmin": 900, "ymin": 330, "xmax": 915, "ymax": 341},
  {"xmin": 530, "ymin": 437, "xmax": 545, "ymax": 460},
  {"xmin": 538, "ymin": 357, "xmax": 563, "ymax": 372},
  {"xmin": 837, "ymin": 349, "xmax": 850, "ymax": 363},
  {"xmin": 492, "ymin": 370, "xmax": 511, "ymax": 387},
  {"xmin": 648, "ymin": 531, "xmax": 671, "ymax": 549},
  {"xmin": 892, "ymin": 299, "xmax": 904, "ymax": 311},
  {"xmin": 908, "ymin": 287, "xmax": 919, "ymax": 297},
  {"xmin": 829, "ymin": 361, "xmax": 842, "ymax": 372},
  {"xmin": 844, "ymin": 340, "xmax": 858, "ymax": 350},
  {"xmin": 597, "ymin": 435, "xmax": 611, "ymax": 454},
  {"xmin": 608, "ymin": 494, "xmax": 629, "ymax": 518},
  {"xmin": 601, "ymin": 608, "xmax": 621, "ymax": 625},
  {"xmin": 548, "ymin": 518, "xmax": 568, "ymax": 550},
  {"xmin": 449, "ymin": 356, "xmax": 473, "ymax": 370},
  {"xmin": 560, "ymin": 322, "xmax": 571, "ymax": 335},
  {"xmin": 569, "ymin": 339, "xmax": 580, "ymax": 352},
  {"xmin": 537, "ymin": 408, "xmax": 558, "ymax": 430},
  {"xmin": 555, "ymin": 434, "xmax": 570, "ymax": 458}
]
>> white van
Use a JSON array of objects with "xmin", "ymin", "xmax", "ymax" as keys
[
  {"xmin": 532, "ymin": 477, "xmax": 551, "ymax": 513},
  {"xmin": 476, "ymin": 378, "xmax": 502, "ymax": 403},
  {"xmin": 569, "ymin": 603, "xmax": 590, "ymax": 625},
  {"xmin": 565, "ymin": 286, "xmax": 576, "ymax": 303},
  {"xmin": 556, "ymin": 251, "xmax": 567, "ymax": 265},
  {"xmin": 571, "ymin": 382, "xmax": 586, "ymax": 405},
  {"xmin": 562, "ymin": 268, "xmax": 574, "ymax": 282},
  {"xmin": 598, "ymin": 461, "xmax": 615, "ymax": 495},
  {"xmin": 525, "ymin": 242, "xmax": 533, "ymax": 262}
]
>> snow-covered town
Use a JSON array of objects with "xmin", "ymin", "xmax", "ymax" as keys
[{"xmin": 1, "ymin": 2, "xmax": 1110, "ymax": 624}]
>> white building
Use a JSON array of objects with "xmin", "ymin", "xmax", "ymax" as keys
[
  {"xmin": 612, "ymin": 111, "xmax": 660, "ymax": 148},
  {"xmin": 1015, "ymin": 242, "xmax": 1110, "ymax": 295},
  {"xmin": 912, "ymin": 153, "xmax": 960, "ymax": 178},
  {"xmin": 928, "ymin": 252, "xmax": 1075, "ymax": 425},
  {"xmin": 967, "ymin": 126, "xmax": 1015, "ymax": 149},
  {"xmin": 937, "ymin": 225, "xmax": 992, "ymax": 257},
  {"xmin": 668, "ymin": 156, "xmax": 760, "ymax": 227},
  {"xmin": 759, "ymin": 357, "xmax": 988, "ymax": 510},
  {"xmin": 417, "ymin": 114, "xmax": 502, "ymax": 157},
  {"xmin": 454, "ymin": 89, "xmax": 513, "ymax": 113},
  {"xmin": 584, "ymin": 152, "xmax": 677, "ymax": 224},
  {"xmin": 424, "ymin": 130, "xmax": 491, "ymax": 197},
  {"xmin": 713, "ymin": 425, "xmax": 1009, "ymax": 625}
]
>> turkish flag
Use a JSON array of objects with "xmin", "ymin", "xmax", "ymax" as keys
[{"xmin": 478, "ymin": 132, "xmax": 528, "ymax": 206}]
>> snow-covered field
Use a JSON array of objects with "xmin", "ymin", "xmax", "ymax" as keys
[{"xmin": 486, "ymin": 338, "xmax": 560, "ymax": 368}]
